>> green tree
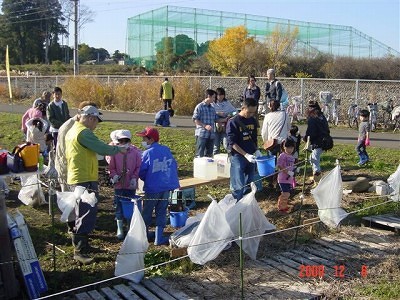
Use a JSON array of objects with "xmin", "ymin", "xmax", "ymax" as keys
[
  {"xmin": 265, "ymin": 25, "xmax": 299, "ymax": 74},
  {"xmin": 207, "ymin": 25, "xmax": 256, "ymax": 76},
  {"xmin": 155, "ymin": 36, "xmax": 175, "ymax": 71},
  {"xmin": 0, "ymin": 0, "xmax": 67, "ymax": 64}
]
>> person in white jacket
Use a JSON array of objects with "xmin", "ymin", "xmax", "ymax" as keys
[{"xmin": 261, "ymin": 99, "xmax": 291, "ymax": 187}]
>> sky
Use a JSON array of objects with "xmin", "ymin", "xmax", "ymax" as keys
[{"xmin": 77, "ymin": 0, "xmax": 400, "ymax": 55}]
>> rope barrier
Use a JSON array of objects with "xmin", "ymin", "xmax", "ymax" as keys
[{"xmin": 34, "ymin": 196, "xmax": 398, "ymax": 299}]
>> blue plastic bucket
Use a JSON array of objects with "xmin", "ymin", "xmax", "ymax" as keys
[
  {"xmin": 169, "ymin": 208, "xmax": 189, "ymax": 228},
  {"xmin": 256, "ymin": 155, "xmax": 276, "ymax": 177},
  {"xmin": 120, "ymin": 196, "xmax": 141, "ymax": 219}
]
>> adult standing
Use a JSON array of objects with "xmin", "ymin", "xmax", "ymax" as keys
[
  {"xmin": 303, "ymin": 101, "xmax": 330, "ymax": 184},
  {"xmin": 211, "ymin": 87, "xmax": 237, "ymax": 155},
  {"xmin": 159, "ymin": 77, "xmax": 175, "ymax": 110},
  {"xmin": 261, "ymin": 99, "xmax": 291, "ymax": 187},
  {"xmin": 65, "ymin": 105, "xmax": 126, "ymax": 264},
  {"xmin": 47, "ymin": 86, "xmax": 70, "ymax": 147},
  {"xmin": 261, "ymin": 99, "xmax": 291, "ymax": 156},
  {"xmin": 136, "ymin": 127, "xmax": 180, "ymax": 245},
  {"xmin": 192, "ymin": 89, "xmax": 218, "ymax": 157},
  {"xmin": 226, "ymin": 98, "xmax": 261, "ymax": 201},
  {"xmin": 265, "ymin": 68, "xmax": 283, "ymax": 103},
  {"xmin": 55, "ymin": 101, "xmax": 99, "ymax": 234}
]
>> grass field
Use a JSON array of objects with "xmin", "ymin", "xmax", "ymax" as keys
[{"xmin": 1, "ymin": 112, "xmax": 399, "ymax": 299}]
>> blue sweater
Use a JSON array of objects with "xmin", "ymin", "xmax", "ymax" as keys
[{"xmin": 139, "ymin": 142, "xmax": 180, "ymax": 193}]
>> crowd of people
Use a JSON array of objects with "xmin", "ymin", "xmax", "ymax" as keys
[{"xmin": 3, "ymin": 74, "xmax": 371, "ymax": 265}]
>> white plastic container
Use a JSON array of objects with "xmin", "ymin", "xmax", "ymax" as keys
[
  {"xmin": 193, "ymin": 157, "xmax": 218, "ymax": 179},
  {"xmin": 213, "ymin": 154, "xmax": 231, "ymax": 178}
]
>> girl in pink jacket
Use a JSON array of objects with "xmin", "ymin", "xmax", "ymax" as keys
[
  {"xmin": 21, "ymin": 100, "xmax": 44, "ymax": 134},
  {"xmin": 107, "ymin": 130, "xmax": 142, "ymax": 240}
]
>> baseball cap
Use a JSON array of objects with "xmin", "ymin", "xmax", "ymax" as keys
[
  {"xmin": 117, "ymin": 129, "xmax": 131, "ymax": 140},
  {"xmin": 136, "ymin": 127, "xmax": 159, "ymax": 142},
  {"xmin": 79, "ymin": 105, "xmax": 103, "ymax": 122}
]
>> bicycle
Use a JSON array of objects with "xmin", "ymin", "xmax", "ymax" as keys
[
  {"xmin": 286, "ymin": 95, "xmax": 303, "ymax": 123},
  {"xmin": 391, "ymin": 105, "xmax": 400, "ymax": 132},
  {"xmin": 367, "ymin": 102, "xmax": 378, "ymax": 131},
  {"xmin": 347, "ymin": 101, "xmax": 359, "ymax": 128},
  {"xmin": 331, "ymin": 98, "xmax": 340, "ymax": 126},
  {"xmin": 380, "ymin": 99, "xmax": 394, "ymax": 129}
]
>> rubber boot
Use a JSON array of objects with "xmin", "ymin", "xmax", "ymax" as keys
[
  {"xmin": 116, "ymin": 220, "xmax": 124, "ymax": 240},
  {"xmin": 146, "ymin": 226, "xmax": 155, "ymax": 241},
  {"xmin": 67, "ymin": 221, "xmax": 75, "ymax": 234},
  {"xmin": 277, "ymin": 195, "xmax": 288, "ymax": 212},
  {"xmin": 312, "ymin": 172, "xmax": 321, "ymax": 187},
  {"xmin": 154, "ymin": 226, "xmax": 169, "ymax": 246},
  {"xmin": 72, "ymin": 234, "xmax": 93, "ymax": 264}
]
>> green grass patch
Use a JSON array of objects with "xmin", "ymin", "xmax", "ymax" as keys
[{"xmin": 356, "ymin": 280, "xmax": 400, "ymax": 300}]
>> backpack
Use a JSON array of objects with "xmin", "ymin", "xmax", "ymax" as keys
[
  {"xmin": 275, "ymin": 81, "xmax": 289, "ymax": 109},
  {"xmin": 7, "ymin": 147, "xmax": 25, "ymax": 173},
  {"xmin": 0, "ymin": 152, "xmax": 9, "ymax": 174},
  {"xmin": 321, "ymin": 135, "xmax": 334, "ymax": 151}
]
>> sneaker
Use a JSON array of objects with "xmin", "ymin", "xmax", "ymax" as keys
[{"xmin": 358, "ymin": 160, "xmax": 368, "ymax": 166}]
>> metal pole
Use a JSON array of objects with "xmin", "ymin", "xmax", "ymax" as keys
[
  {"xmin": 72, "ymin": 0, "xmax": 79, "ymax": 76},
  {"xmin": 293, "ymin": 138, "xmax": 310, "ymax": 248},
  {"xmin": 239, "ymin": 213, "xmax": 244, "ymax": 300}
]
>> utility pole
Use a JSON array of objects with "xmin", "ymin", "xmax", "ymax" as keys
[{"xmin": 72, "ymin": 0, "xmax": 79, "ymax": 75}]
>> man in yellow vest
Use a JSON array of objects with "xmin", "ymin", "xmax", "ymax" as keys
[
  {"xmin": 65, "ymin": 105, "xmax": 127, "ymax": 264},
  {"xmin": 159, "ymin": 77, "xmax": 175, "ymax": 110}
]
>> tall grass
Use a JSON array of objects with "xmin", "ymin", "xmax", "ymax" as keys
[{"xmin": 61, "ymin": 77, "xmax": 204, "ymax": 115}]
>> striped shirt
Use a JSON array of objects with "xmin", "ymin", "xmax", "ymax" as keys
[{"xmin": 192, "ymin": 101, "xmax": 218, "ymax": 138}]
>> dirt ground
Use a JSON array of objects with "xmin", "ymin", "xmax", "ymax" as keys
[{"xmin": 4, "ymin": 166, "xmax": 399, "ymax": 299}]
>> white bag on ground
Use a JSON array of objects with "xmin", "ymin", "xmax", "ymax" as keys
[
  {"xmin": 18, "ymin": 175, "xmax": 46, "ymax": 206},
  {"xmin": 170, "ymin": 214, "xmax": 203, "ymax": 248},
  {"xmin": 225, "ymin": 183, "xmax": 276, "ymax": 260},
  {"xmin": 387, "ymin": 164, "xmax": 400, "ymax": 202},
  {"xmin": 312, "ymin": 164, "xmax": 348, "ymax": 228},
  {"xmin": 188, "ymin": 200, "xmax": 233, "ymax": 265},
  {"xmin": 115, "ymin": 203, "xmax": 149, "ymax": 282}
]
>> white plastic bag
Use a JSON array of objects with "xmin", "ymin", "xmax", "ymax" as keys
[
  {"xmin": 56, "ymin": 186, "xmax": 86, "ymax": 222},
  {"xmin": 387, "ymin": 164, "xmax": 400, "ymax": 202},
  {"xmin": 170, "ymin": 214, "xmax": 204, "ymax": 248},
  {"xmin": 188, "ymin": 199, "xmax": 233, "ymax": 265},
  {"xmin": 18, "ymin": 175, "xmax": 46, "ymax": 206},
  {"xmin": 115, "ymin": 203, "xmax": 149, "ymax": 282},
  {"xmin": 56, "ymin": 191, "xmax": 76, "ymax": 222},
  {"xmin": 225, "ymin": 183, "xmax": 276, "ymax": 260},
  {"xmin": 312, "ymin": 165, "xmax": 348, "ymax": 228},
  {"xmin": 43, "ymin": 149, "xmax": 57, "ymax": 179}
]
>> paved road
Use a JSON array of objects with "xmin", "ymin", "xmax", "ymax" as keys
[{"xmin": 1, "ymin": 103, "xmax": 399, "ymax": 149}]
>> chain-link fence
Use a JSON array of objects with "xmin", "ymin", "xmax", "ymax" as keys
[{"xmin": 1, "ymin": 75, "xmax": 399, "ymax": 123}]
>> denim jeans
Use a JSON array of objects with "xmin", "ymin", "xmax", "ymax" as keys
[
  {"xmin": 114, "ymin": 189, "xmax": 141, "ymax": 220},
  {"xmin": 142, "ymin": 191, "xmax": 170, "ymax": 227},
  {"xmin": 230, "ymin": 154, "xmax": 256, "ymax": 201},
  {"xmin": 213, "ymin": 132, "xmax": 227, "ymax": 155},
  {"xmin": 310, "ymin": 147, "xmax": 323, "ymax": 174},
  {"xmin": 195, "ymin": 136, "xmax": 214, "ymax": 157},
  {"xmin": 355, "ymin": 140, "xmax": 369, "ymax": 162}
]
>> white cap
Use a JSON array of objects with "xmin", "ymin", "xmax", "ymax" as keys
[
  {"xmin": 116, "ymin": 129, "xmax": 131, "ymax": 140},
  {"xmin": 110, "ymin": 130, "xmax": 122, "ymax": 144},
  {"xmin": 79, "ymin": 105, "xmax": 103, "ymax": 122}
]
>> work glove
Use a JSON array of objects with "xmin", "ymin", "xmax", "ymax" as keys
[
  {"xmin": 254, "ymin": 150, "xmax": 262, "ymax": 158},
  {"xmin": 129, "ymin": 179, "xmax": 137, "ymax": 190},
  {"xmin": 111, "ymin": 175, "xmax": 120, "ymax": 185},
  {"xmin": 244, "ymin": 153, "xmax": 256, "ymax": 163},
  {"xmin": 287, "ymin": 171, "xmax": 294, "ymax": 177},
  {"xmin": 365, "ymin": 138, "xmax": 370, "ymax": 146}
]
